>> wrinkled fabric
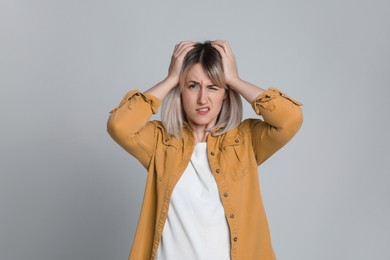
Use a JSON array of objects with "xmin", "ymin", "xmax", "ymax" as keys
[{"xmin": 107, "ymin": 88, "xmax": 303, "ymax": 260}]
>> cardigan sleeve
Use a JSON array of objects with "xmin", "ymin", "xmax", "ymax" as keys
[
  {"xmin": 107, "ymin": 90, "xmax": 161, "ymax": 168},
  {"xmin": 247, "ymin": 88, "xmax": 303, "ymax": 165}
]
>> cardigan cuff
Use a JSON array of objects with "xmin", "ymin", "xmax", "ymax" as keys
[
  {"xmin": 252, "ymin": 87, "xmax": 302, "ymax": 114},
  {"xmin": 109, "ymin": 90, "xmax": 161, "ymax": 114}
]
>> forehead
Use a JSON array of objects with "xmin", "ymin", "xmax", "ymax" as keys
[{"xmin": 185, "ymin": 63, "xmax": 213, "ymax": 83}]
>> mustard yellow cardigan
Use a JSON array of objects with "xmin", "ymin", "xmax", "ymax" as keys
[{"xmin": 107, "ymin": 88, "xmax": 303, "ymax": 260}]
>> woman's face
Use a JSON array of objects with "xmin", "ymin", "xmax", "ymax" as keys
[{"xmin": 181, "ymin": 63, "xmax": 226, "ymax": 130}]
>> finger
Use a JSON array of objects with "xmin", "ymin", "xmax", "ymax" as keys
[
  {"xmin": 175, "ymin": 41, "xmax": 193, "ymax": 51},
  {"xmin": 178, "ymin": 40, "xmax": 193, "ymax": 45},
  {"xmin": 172, "ymin": 41, "xmax": 193, "ymax": 57},
  {"xmin": 175, "ymin": 43, "xmax": 194, "ymax": 58},
  {"xmin": 173, "ymin": 43, "xmax": 179, "ymax": 53},
  {"xmin": 212, "ymin": 40, "xmax": 234, "ymax": 56},
  {"xmin": 211, "ymin": 40, "xmax": 228, "ymax": 47},
  {"xmin": 211, "ymin": 43, "xmax": 228, "ymax": 58},
  {"xmin": 177, "ymin": 41, "xmax": 193, "ymax": 49}
]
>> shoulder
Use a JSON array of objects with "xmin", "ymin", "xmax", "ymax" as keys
[
  {"xmin": 147, "ymin": 120, "xmax": 166, "ymax": 135},
  {"xmin": 220, "ymin": 119, "xmax": 261, "ymax": 144},
  {"xmin": 238, "ymin": 118, "xmax": 264, "ymax": 132},
  {"xmin": 150, "ymin": 120, "xmax": 184, "ymax": 147},
  {"xmin": 150, "ymin": 120, "xmax": 163, "ymax": 128}
]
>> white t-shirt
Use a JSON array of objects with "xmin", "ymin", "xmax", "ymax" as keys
[{"xmin": 156, "ymin": 142, "xmax": 231, "ymax": 260}]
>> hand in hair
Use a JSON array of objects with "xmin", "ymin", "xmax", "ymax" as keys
[
  {"xmin": 167, "ymin": 41, "xmax": 195, "ymax": 84},
  {"xmin": 145, "ymin": 41, "xmax": 194, "ymax": 100},
  {"xmin": 211, "ymin": 40, "xmax": 240, "ymax": 86},
  {"xmin": 211, "ymin": 40, "xmax": 266, "ymax": 103}
]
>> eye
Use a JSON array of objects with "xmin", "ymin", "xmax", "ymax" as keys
[
  {"xmin": 188, "ymin": 83, "xmax": 199, "ymax": 89},
  {"xmin": 208, "ymin": 85, "xmax": 219, "ymax": 91}
]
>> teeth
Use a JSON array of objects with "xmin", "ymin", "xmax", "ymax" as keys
[{"xmin": 198, "ymin": 108, "xmax": 209, "ymax": 111}]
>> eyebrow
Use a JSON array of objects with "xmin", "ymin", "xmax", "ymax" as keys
[{"xmin": 187, "ymin": 81, "xmax": 219, "ymax": 87}]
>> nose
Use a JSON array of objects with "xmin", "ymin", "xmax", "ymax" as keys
[{"xmin": 197, "ymin": 88, "xmax": 207, "ymax": 104}]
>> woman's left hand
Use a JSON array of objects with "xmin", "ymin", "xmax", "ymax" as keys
[
  {"xmin": 212, "ymin": 40, "xmax": 266, "ymax": 103},
  {"xmin": 211, "ymin": 40, "xmax": 241, "ymax": 86}
]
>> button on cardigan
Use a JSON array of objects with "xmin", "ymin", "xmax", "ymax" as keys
[{"xmin": 107, "ymin": 87, "xmax": 303, "ymax": 260}]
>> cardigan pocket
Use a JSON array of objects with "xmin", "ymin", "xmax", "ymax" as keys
[
  {"xmin": 154, "ymin": 145, "xmax": 181, "ymax": 181},
  {"xmin": 154, "ymin": 129, "xmax": 183, "ymax": 181},
  {"xmin": 220, "ymin": 135, "xmax": 247, "ymax": 181}
]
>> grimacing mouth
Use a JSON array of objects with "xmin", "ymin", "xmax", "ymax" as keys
[{"xmin": 196, "ymin": 107, "xmax": 210, "ymax": 111}]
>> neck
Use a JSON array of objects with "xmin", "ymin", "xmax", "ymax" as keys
[
  {"xmin": 193, "ymin": 131, "xmax": 209, "ymax": 143},
  {"xmin": 187, "ymin": 122, "xmax": 212, "ymax": 143}
]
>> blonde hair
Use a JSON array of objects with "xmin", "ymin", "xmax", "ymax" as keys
[{"xmin": 161, "ymin": 41, "xmax": 243, "ymax": 138}]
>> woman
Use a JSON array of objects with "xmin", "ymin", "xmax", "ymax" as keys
[{"xmin": 107, "ymin": 40, "xmax": 303, "ymax": 260}]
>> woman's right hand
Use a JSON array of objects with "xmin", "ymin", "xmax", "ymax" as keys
[
  {"xmin": 144, "ymin": 41, "xmax": 194, "ymax": 100},
  {"xmin": 166, "ymin": 41, "xmax": 194, "ymax": 84}
]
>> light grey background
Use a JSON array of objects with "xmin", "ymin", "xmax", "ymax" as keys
[{"xmin": 1, "ymin": 0, "xmax": 389, "ymax": 259}]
